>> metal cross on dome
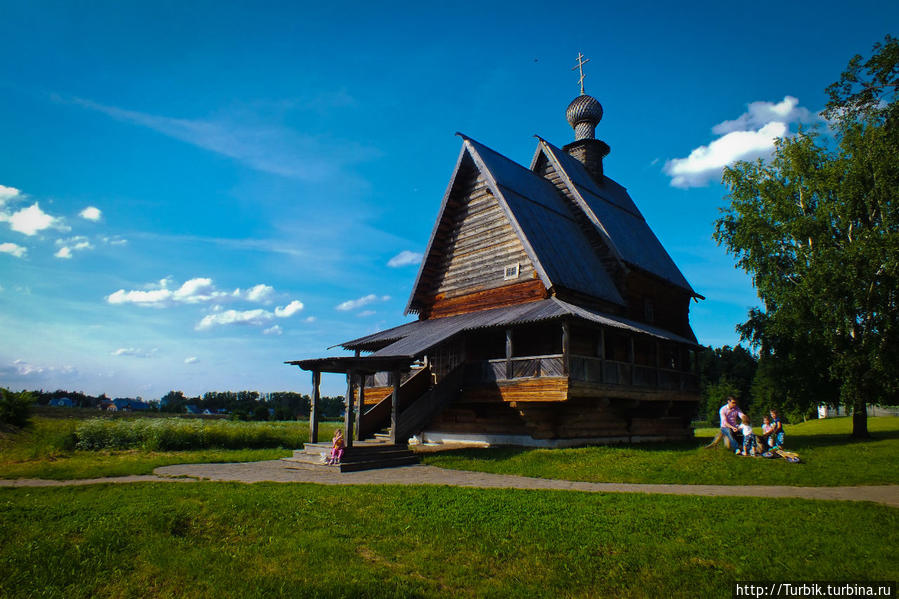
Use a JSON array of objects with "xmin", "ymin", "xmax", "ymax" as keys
[{"xmin": 572, "ymin": 52, "xmax": 590, "ymax": 95}]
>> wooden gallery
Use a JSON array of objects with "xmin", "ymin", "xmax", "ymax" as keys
[{"xmin": 290, "ymin": 86, "xmax": 703, "ymax": 451}]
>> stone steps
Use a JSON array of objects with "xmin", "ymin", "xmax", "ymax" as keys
[{"xmin": 281, "ymin": 438, "xmax": 419, "ymax": 473}]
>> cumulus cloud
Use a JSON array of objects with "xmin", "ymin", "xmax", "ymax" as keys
[
  {"xmin": 55, "ymin": 236, "xmax": 93, "ymax": 259},
  {"xmin": 107, "ymin": 277, "xmax": 229, "ymax": 307},
  {"xmin": 230, "ymin": 283, "xmax": 275, "ymax": 303},
  {"xmin": 184, "ymin": 356, "xmax": 199, "ymax": 364},
  {"xmin": 111, "ymin": 347, "xmax": 157, "ymax": 358},
  {"xmin": 0, "ymin": 242, "xmax": 27, "ymax": 258},
  {"xmin": 79, "ymin": 206, "xmax": 102, "ymax": 221},
  {"xmin": 664, "ymin": 96, "xmax": 818, "ymax": 188},
  {"xmin": 274, "ymin": 300, "xmax": 304, "ymax": 317},
  {"xmin": 0, "ymin": 185, "xmax": 20, "ymax": 207},
  {"xmin": 1, "ymin": 202, "xmax": 68, "ymax": 236},
  {"xmin": 195, "ymin": 308, "xmax": 273, "ymax": 330},
  {"xmin": 3, "ymin": 359, "xmax": 77, "ymax": 378},
  {"xmin": 387, "ymin": 250, "xmax": 423, "ymax": 268},
  {"xmin": 336, "ymin": 294, "xmax": 390, "ymax": 311},
  {"xmin": 195, "ymin": 298, "xmax": 305, "ymax": 330},
  {"xmin": 262, "ymin": 325, "xmax": 283, "ymax": 336}
]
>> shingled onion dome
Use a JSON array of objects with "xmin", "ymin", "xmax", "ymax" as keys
[{"xmin": 566, "ymin": 94, "xmax": 603, "ymax": 141}]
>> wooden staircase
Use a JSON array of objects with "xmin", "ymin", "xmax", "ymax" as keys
[
  {"xmin": 282, "ymin": 364, "xmax": 464, "ymax": 473},
  {"xmin": 282, "ymin": 438, "xmax": 419, "ymax": 473}
]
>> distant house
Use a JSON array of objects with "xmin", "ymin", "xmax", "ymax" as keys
[
  {"xmin": 112, "ymin": 398, "xmax": 150, "ymax": 412},
  {"xmin": 49, "ymin": 397, "xmax": 73, "ymax": 407}
]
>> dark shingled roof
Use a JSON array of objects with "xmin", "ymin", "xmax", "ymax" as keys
[
  {"xmin": 405, "ymin": 135, "xmax": 625, "ymax": 311},
  {"xmin": 339, "ymin": 297, "xmax": 697, "ymax": 359},
  {"xmin": 536, "ymin": 138, "xmax": 695, "ymax": 294}
]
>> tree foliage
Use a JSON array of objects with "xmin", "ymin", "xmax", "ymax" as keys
[
  {"xmin": 0, "ymin": 388, "xmax": 34, "ymax": 427},
  {"xmin": 715, "ymin": 36, "xmax": 899, "ymax": 437},
  {"xmin": 696, "ymin": 345, "xmax": 758, "ymax": 423}
]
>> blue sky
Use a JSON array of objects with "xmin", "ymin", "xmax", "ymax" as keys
[{"xmin": 0, "ymin": 1, "xmax": 894, "ymax": 398}]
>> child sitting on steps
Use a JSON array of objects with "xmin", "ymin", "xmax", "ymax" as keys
[{"xmin": 326, "ymin": 429, "xmax": 345, "ymax": 465}]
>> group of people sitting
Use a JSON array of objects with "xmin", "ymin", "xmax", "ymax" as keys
[{"xmin": 705, "ymin": 395, "xmax": 785, "ymax": 456}]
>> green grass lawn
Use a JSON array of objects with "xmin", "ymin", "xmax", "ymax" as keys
[
  {"xmin": 421, "ymin": 417, "xmax": 899, "ymax": 487},
  {"xmin": 1, "ymin": 483, "xmax": 896, "ymax": 598},
  {"xmin": 0, "ymin": 417, "xmax": 339, "ymax": 480}
]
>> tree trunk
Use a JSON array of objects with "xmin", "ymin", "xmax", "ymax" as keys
[{"xmin": 851, "ymin": 396, "xmax": 870, "ymax": 439}]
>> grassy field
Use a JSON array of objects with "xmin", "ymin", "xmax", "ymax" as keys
[
  {"xmin": 0, "ymin": 416, "xmax": 339, "ymax": 480},
  {"xmin": 1, "ymin": 482, "xmax": 896, "ymax": 598},
  {"xmin": 421, "ymin": 417, "xmax": 899, "ymax": 487}
]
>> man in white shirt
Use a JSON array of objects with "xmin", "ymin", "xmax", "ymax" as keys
[{"xmin": 704, "ymin": 396, "xmax": 745, "ymax": 451}]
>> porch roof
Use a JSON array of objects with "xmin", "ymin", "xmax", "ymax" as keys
[{"xmin": 335, "ymin": 298, "xmax": 699, "ymax": 359}]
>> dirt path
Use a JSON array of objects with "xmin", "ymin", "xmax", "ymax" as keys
[{"xmin": 2, "ymin": 460, "xmax": 897, "ymax": 507}]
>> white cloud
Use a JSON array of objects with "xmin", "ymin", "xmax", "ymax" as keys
[
  {"xmin": 195, "ymin": 308, "xmax": 273, "ymax": 330},
  {"xmin": 184, "ymin": 356, "xmax": 199, "ymax": 364},
  {"xmin": 262, "ymin": 325, "xmax": 283, "ymax": 336},
  {"xmin": 107, "ymin": 277, "xmax": 229, "ymax": 307},
  {"xmin": 0, "ymin": 185, "xmax": 20, "ymax": 207},
  {"xmin": 231, "ymin": 283, "xmax": 275, "ymax": 303},
  {"xmin": 55, "ymin": 236, "xmax": 93, "ymax": 259},
  {"xmin": 1, "ymin": 202, "xmax": 67, "ymax": 236},
  {"xmin": 79, "ymin": 206, "xmax": 102, "ymax": 221},
  {"xmin": 274, "ymin": 300, "xmax": 304, "ymax": 317},
  {"xmin": 357, "ymin": 310, "xmax": 376, "ymax": 317},
  {"xmin": 0, "ymin": 242, "xmax": 26, "ymax": 258},
  {"xmin": 336, "ymin": 294, "xmax": 390, "ymax": 311},
  {"xmin": 387, "ymin": 250, "xmax": 422, "ymax": 268},
  {"xmin": 664, "ymin": 96, "xmax": 817, "ymax": 188},
  {"xmin": 304, "ymin": 316, "xmax": 316, "ymax": 323},
  {"xmin": 111, "ymin": 347, "xmax": 157, "ymax": 358},
  {"xmin": 711, "ymin": 96, "xmax": 814, "ymax": 135}
]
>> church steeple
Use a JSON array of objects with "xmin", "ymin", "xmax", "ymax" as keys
[{"xmin": 563, "ymin": 53, "xmax": 610, "ymax": 182}]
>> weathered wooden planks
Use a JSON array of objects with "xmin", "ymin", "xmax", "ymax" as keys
[{"xmin": 427, "ymin": 278, "xmax": 548, "ymax": 319}]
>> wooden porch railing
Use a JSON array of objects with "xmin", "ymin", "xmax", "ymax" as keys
[
  {"xmin": 463, "ymin": 354, "xmax": 698, "ymax": 391},
  {"xmin": 394, "ymin": 364, "xmax": 464, "ymax": 443}
]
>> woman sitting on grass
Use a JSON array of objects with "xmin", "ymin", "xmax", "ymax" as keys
[{"xmin": 326, "ymin": 429, "xmax": 345, "ymax": 465}]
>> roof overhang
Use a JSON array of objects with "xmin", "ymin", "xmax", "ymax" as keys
[{"xmin": 286, "ymin": 355, "xmax": 416, "ymax": 374}]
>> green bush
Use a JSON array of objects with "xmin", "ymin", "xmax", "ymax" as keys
[
  {"xmin": 0, "ymin": 389, "xmax": 33, "ymax": 427},
  {"xmin": 73, "ymin": 418, "xmax": 305, "ymax": 451}
]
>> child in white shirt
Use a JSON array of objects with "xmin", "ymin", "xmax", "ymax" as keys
[{"xmin": 738, "ymin": 414, "xmax": 757, "ymax": 456}]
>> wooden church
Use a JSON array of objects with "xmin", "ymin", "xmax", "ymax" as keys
[{"xmin": 291, "ymin": 67, "xmax": 702, "ymax": 453}]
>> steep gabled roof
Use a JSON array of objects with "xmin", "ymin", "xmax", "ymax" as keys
[
  {"xmin": 533, "ymin": 138, "xmax": 696, "ymax": 295},
  {"xmin": 405, "ymin": 134, "xmax": 624, "ymax": 315}
]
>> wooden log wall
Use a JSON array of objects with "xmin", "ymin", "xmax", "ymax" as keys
[{"xmin": 428, "ymin": 279, "xmax": 547, "ymax": 319}]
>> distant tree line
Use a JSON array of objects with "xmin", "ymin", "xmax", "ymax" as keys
[
  {"xmin": 697, "ymin": 344, "xmax": 840, "ymax": 425},
  {"xmin": 158, "ymin": 390, "xmax": 344, "ymax": 421},
  {"xmin": 11, "ymin": 387, "xmax": 346, "ymax": 421}
]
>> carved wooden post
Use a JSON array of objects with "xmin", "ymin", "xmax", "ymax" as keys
[
  {"xmin": 561, "ymin": 321, "xmax": 570, "ymax": 376},
  {"xmin": 656, "ymin": 341, "xmax": 662, "ymax": 388},
  {"xmin": 597, "ymin": 326, "xmax": 605, "ymax": 383},
  {"xmin": 505, "ymin": 328, "xmax": 513, "ymax": 380},
  {"xmin": 355, "ymin": 372, "xmax": 365, "ymax": 441},
  {"xmin": 628, "ymin": 335, "xmax": 635, "ymax": 386},
  {"xmin": 310, "ymin": 369, "xmax": 320, "ymax": 444},
  {"xmin": 344, "ymin": 369, "xmax": 355, "ymax": 449},
  {"xmin": 390, "ymin": 369, "xmax": 400, "ymax": 444}
]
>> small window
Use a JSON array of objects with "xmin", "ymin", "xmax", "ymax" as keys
[
  {"xmin": 644, "ymin": 298, "xmax": 655, "ymax": 323},
  {"xmin": 503, "ymin": 263, "xmax": 520, "ymax": 280}
]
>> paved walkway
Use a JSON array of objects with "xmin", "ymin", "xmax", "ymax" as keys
[{"xmin": 2, "ymin": 460, "xmax": 898, "ymax": 508}]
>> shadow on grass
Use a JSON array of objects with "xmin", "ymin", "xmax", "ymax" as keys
[{"xmin": 426, "ymin": 429, "xmax": 899, "ymax": 462}]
